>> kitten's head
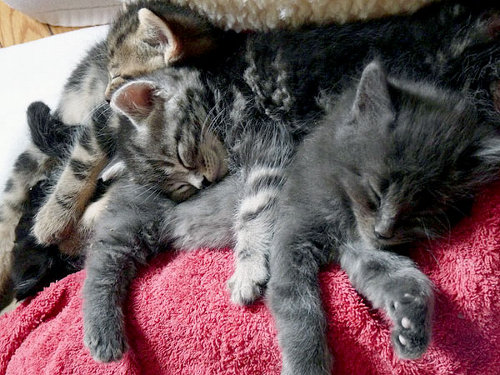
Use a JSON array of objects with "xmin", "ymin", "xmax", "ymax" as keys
[
  {"xmin": 105, "ymin": 1, "xmax": 223, "ymax": 100},
  {"xmin": 332, "ymin": 61, "xmax": 500, "ymax": 248},
  {"xmin": 110, "ymin": 70, "xmax": 228, "ymax": 202}
]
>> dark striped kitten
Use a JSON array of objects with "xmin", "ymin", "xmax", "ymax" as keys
[
  {"xmin": 1, "ymin": 82, "xmax": 227, "ymax": 309},
  {"xmin": 81, "ymin": 0, "xmax": 499, "ymax": 363}
]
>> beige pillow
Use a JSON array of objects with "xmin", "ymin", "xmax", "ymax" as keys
[
  {"xmin": 5, "ymin": 0, "xmax": 437, "ymax": 29},
  {"xmin": 170, "ymin": 0, "xmax": 437, "ymax": 31}
]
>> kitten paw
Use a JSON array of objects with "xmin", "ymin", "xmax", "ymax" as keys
[
  {"xmin": 33, "ymin": 199, "xmax": 74, "ymax": 245},
  {"xmin": 227, "ymin": 264, "xmax": 268, "ymax": 305},
  {"xmin": 388, "ymin": 289, "xmax": 433, "ymax": 359},
  {"xmin": 84, "ymin": 323, "xmax": 127, "ymax": 362}
]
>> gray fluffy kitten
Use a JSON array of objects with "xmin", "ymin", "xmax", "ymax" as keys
[{"xmin": 265, "ymin": 61, "xmax": 500, "ymax": 374}]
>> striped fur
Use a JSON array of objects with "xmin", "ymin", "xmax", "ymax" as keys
[
  {"xmin": 32, "ymin": 0, "xmax": 228, "ymax": 247},
  {"xmin": 0, "ymin": 101, "xmax": 79, "ymax": 308}
]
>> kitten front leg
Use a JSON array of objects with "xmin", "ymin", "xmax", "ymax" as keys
[
  {"xmin": 228, "ymin": 166, "xmax": 285, "ymax": 305},
  {"xmin": 338, "ymin": 241, "xmax": 434, "ymax": 359},
  {"xmin": 83, "ymin": 181, "xmax": 167, "ymax": 362},
  {"xmin": 267, "ymin": 228, "xmax": 332, "ymax": 375},
  {"xmin": 33, "ymin": 129, "xmax": 109, "ymax": 249},
  {"xmin": 164, "ymin": 169, "xmax": 270, "ymax": 305},
  {"xmin": 168, "ymin": 168, "xmax": 281, "ymax": 306}
]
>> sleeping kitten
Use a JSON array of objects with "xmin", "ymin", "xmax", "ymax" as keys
[
  {"xmin": 0, "ymin": 2, "xmax": 150, "ymax": 304},
  {"xmin": 78, "ymin": 0, "xmax": 500, "ymax": 362},
  {"xmin": 32, "ymin": 0, "xmax": 227, "ymax": 247},
  {"xmin": 265, "ymin": 61, "xmax": 500, "ymax": 374},
  {"xmin": 1, "ymin": 88, "xmax": 227, "ymax": 309}
]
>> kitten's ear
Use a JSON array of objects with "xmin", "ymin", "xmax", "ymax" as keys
[
  {"xmin": 137, "ymin": 7, "xmax": 220, "ymax": 64},
  {"xmin": 352, "ymin": 61, "xmax": 393, "ymax": 122},
  {"xmin": 110, "ymin": 81, "xmax": 161, "ymax": 125},
  {"xmin": 138, "ymin": 8, "xmax": 182, "ymax": 63}
]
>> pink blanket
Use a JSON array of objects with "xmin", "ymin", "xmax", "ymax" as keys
[{"xmin": 1, "ymin": 182, "xmax": 499, "ymax": 375}]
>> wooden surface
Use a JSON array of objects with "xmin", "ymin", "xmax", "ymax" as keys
[{"xmin": 0, "ymin": 1, "xmax": 81, "ymax": 48}]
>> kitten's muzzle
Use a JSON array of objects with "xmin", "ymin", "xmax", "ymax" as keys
[
  {"xmin": 373, "ymin": 222, "xmax": 395, "ymax": 240},
  {"xmin": 374, "ymin": 230, "xmax": 393, "ymax": 240},
  {"xmin": 201, "ymin": 177, "xmax": 212, "ymax": 189}
]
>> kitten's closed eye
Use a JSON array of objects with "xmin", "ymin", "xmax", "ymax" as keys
[
  {"xmin": 177, "ymin": 144, "xmax": 196, "ymax": 170},
  {"xmin": 367, "ymin": 181, "xmax": 382, "ymax": 210}
]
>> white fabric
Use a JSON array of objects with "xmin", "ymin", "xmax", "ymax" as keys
[
  {"xmin": 0, "ymin": 26, "xmax": 108, "ymax": 194},
  {"xmin": 3, "ymin": 0, "xmax": 122, "ymax": 26}
]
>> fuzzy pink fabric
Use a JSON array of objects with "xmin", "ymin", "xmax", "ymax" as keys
[{"xmin": 0, "ymin": 182, "xmax": 499, "ymax": 375}]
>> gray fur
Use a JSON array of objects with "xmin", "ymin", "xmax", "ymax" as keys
[
  {"xmin": 0, "ymin": 0, "xmax": 230, "ymax": 309},
  {"xmin": 83, "ymin": 178, "xmax": 172, "ymax": 362},
  {"xmin": 80, "ymin": 1, "xmax": 500, "ymax": 364},
  {"xmin": 267, "ymin": 61, "xmax": 500, "ymax": 374}
]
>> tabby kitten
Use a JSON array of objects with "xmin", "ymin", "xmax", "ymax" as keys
[
  {"xmin": 8, "ymin": 77, "xmax": 226, "ymax": 304},
  {"xmin": 79, "ymin": 0, "xmax": 500, "ymax": 362},
  {"xmin": 265, "ymin": 62, "xmax": 500, "ymax": 374},
  {"xmin": 32, "ymin": 0, "xmax": 226, "ymax": 247}
]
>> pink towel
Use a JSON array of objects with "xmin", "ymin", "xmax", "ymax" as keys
[{"xmin": 1, "ymin": 182, "xmax": 499, "ymax": 375}]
